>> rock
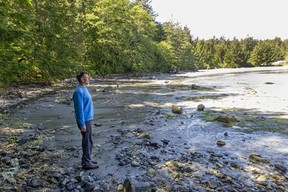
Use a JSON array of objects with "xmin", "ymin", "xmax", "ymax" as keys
[
  {"xmin": 230, "ymin": 162, "xmax": 240, "ymax": 169},
  {"xmin": 138, "ymin": 132, "xmax": 151, "ymax": 139},
  {"xmin": 2, "ymin": 156, "xmax": 12, "ymax": 165},
  {"xmin": 146, "ymin": 168, "xmax": 157, "ymax": 178},
  {"xmin": 224, "ymin": 132, "xmax": 228, "ymax": 136},
  {"xmin": 66, "ymin": 182, "xmax": 77, "ymax": 191},
  {"xmin": 82, "ymin": 175, "xmax": 94, "ymax": 183},
  {"xmin": 0, "ymin": 172, "xmax": 17, "ymax": 190},
  {"xmin": 0, "ymin": 151, "xmax": 7, "ymax": 157},
  {"xmin": 28, "ymin": 178, "xmax": 45, "ymax": 187},
  {"xmin": 123, "ymin": 178, "xmax": 134, "ymax": 192},
  {"xmin": 148, "ymin": 160, "xmax": 157, "ymax": 166},
  {"xmin": 17, "ymin": 138, "xmax": 28, "ymax": 145},
  {"xmin": 216, "ymin": 163, "xmax": 224, "ymax": 168},
  {"xmin": 101, "ymin": 86, "xmax": 113, "ymax": 92},
  {"xmin": 33, "ymin": 146, "xmax": 45, "ymax": 152},
  {"xmin": 50, "ymin": 171, "xmax": 62, "ymax": 180},
  {"xmin": 181, "ymin": 166, "xmax": 194, "ymax": 173},
  {"xmin": 225, "ymin": 176, "xmax": 233, "ymax": 183},
  {"xmin": 10, "ymin": 158, "xmax": 19, "ymax": 167},
  {"xmin": 265, "ymin": 82, "xmax": 274, "ymax": 84},
  {"xmin": 61, "ymin": 98, "xmax": 72, "ymax": 105},
  {"xmin": 249, "ymin": 153, "xmax": 270, "ymax": 163},
  {"xmin": 191, "ymin": 84, "xmax": 200, "ymax": 90},
  {"xmin": 197, "ymin": 104, "xmax": 205, "ymax": 111},
  {"xmin": 164, "ymin": 160, "xmax": 174, "ymax": 167},
  {"xmin": 190, "ymin": 151, "xmax": 203, "ymax": 159},
  {"xmin": 173, "ymin": 172, "xmax": 180, "ymax": 181},
  {"xmin": 210, "ymin": 156, "xmax": 219, "ymax": 162},
  {"xmin": 131, "ymin": 160, "xmax": 140, "ymax": 167},
  {"xmin": 85, "ymin": 182, "xmax": 96, "ymax": 191},
  {"xmin": 172, "ymin": 184, "xmax": 186, "ymax": 191},
  {"xmin": 214, "ymin": 114, "xmax": 238, "ymax": 124},
  {"xmin": 274, "ymin": 163, "xmax": 287, "ymax": 172},
  {"xmin": 256, "ymin": 174, "xmax": 267, "ymax": 184},
  {"xmin": 214, "ymin": 171, "xmax": 224, "ymax": 179},
  {"xmin": 161, "ymin": 139, "xmax": 170, "ymax": 145},
  {"xmin": 117, "ymin": 184, "xmax": 124, "ymax": 191},
  {"xmin": 171, "ymin": 105, "xmax": 183, "ymax": 114},
  {"xmin": 148, "ymin": 142, "xmax": 160, "ymax": 148},
  {"xmin": 207, "ymin": 179, "xmax": 219, "ymax": 189},
  {"xmin": 18, "ymin": 158, "xmax": 28, "ymax": 166},
  {"xmin": 278, "ymin": 186, "xmax": 287, "ymax": 191},
  {"xmin": 216, "ymin": 140, "xmax": 226, "ymax": 147},
  {"xmin": 61, "ymin": 178, "xmax": 70, "ymax": 186},
  {"xmin": 150, "ymin": 156, "xmax": 159, "ymax": 160}
]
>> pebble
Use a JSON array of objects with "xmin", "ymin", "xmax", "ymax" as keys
[
  {"xmin": 131, "ymin": 160, "xmax": 140, "ymax": 167},
  {"xmin": 216, "ymin": 140, "xmax": 226, "ymax": 147},
  {"xmin": 28, "ymin": 178, "xmax": 45, "ymax": 187}
]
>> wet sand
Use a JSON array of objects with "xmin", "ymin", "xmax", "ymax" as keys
[{"xmin": 1, "ymin": 66, "xmax": 288, "ymax": 191}]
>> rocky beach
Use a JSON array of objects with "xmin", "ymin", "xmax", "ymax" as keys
[{"xmin": 0, "ymin": 66, "xmax": 288, "ymax": 192}]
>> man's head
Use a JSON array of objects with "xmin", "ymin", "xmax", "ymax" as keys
[{"xmin": 76, "ymin": 71, "xmax": 90, "ymax": 85}]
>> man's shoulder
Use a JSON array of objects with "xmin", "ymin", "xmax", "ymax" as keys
[
  {"xmin": 74, "ymin": 86, "xmax": 83, "ymax": 94},
  {"xmin": 75, "ymin": 86, "xmax": 84, "ymax": 91},
  {"xmin": 75, "ymin": 86, "xmax": 89, "ymax": 94}
]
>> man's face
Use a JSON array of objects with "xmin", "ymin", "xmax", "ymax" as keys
[{"xmin": 81, "ymin": 74, "xmax": 90, "ymax": 85}]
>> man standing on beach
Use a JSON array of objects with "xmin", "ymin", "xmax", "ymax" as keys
[{"xmin": 73, "ymin": 71, "xmax": 98, "ymax": 170}]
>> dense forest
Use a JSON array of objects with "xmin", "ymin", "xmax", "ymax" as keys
[{"xmin": 1, "ymin": 0, "xmax": 288, "ymax": 85}]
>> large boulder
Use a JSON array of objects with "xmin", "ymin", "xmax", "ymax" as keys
[
  {"xmin": 172, "ymin": 105, "xmax": 183, "ymax": 114},
  {"xmin": 214, "ymin": 114, "xmax": 238, "ymax": 124},
  {"xmin": 197, "ymin": 104, "xmax": 205, "ymax": 111},
  {"xmin": 249, "ymin": 153, "xmax": 270, "ymax": 163}
]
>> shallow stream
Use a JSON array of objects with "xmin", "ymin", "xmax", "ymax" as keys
[{"xmin": 14, "ymin": 66, "xmax": 288, "ymax": 191}]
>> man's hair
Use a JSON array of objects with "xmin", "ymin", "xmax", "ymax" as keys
[{"xmin": 76, "ymin": 71, "xmax": 88, "ymax": 83}]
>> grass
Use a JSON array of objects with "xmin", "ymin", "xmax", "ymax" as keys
[
  {"xmin": 178, "ymin": 95, "xmax": 224, "ymax": 102},
  {"xmin": 201, "ymin": 109, "xmax": 288, "ymax": 134},
  {"xmin": 166, "ymin": 113, "xmax": 174, "ymax": 119},
  {"xmin": 202, "ymin": 110, "xmax": 219, "ymax": 122},
  {"xmin": 0, "ymin": 114, "xmax": 27, "ymax": 144},
  {"xmin": 0, "ymin": 114, "xmax": 25, "ymax": 128}
]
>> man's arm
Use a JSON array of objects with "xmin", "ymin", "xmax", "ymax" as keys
[{"xmin": 73, "ymin": 91, "xmax": 85, "ymax": 130}]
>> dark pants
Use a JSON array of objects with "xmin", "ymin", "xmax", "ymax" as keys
[{"xmin": 78, "ymin": 121, "xmax": 93, "ymax": 166}]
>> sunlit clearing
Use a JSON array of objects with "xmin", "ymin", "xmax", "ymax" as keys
[
  {"xmin": 163, "ymin": 102, "xmax": 173, "ymax": 107},
  {"xmin": 1, "ymin": 127, "xmax": 25, "ymax": 133},
  {"xmin": 127, "ymin": 104, "xmax": 144, "ymax": 108},
  {"xmin": 143, "ymin": 101, "xmax": 160, "ymax": 108},
  {"xmin": 255, "ymin": 136, "xmax": 288, "ymax": 153}
]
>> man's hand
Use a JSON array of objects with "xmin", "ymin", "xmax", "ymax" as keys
[{"xmin": 80, "ymin": 126, "xmax": 86, "ymax": 132}]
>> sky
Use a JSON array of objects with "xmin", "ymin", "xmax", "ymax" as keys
[{"xmin": 150, "ymin": 0, "xmax": 288, "ymax": 40}]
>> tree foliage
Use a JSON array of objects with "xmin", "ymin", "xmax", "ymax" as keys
[
  {"xmin": 249, "ymin": 39, "xmax": 283, "ymax": 66},
  {"xmin": 0, "ymin": 0, "xmax": 33, "ymax": 84},
  {"xmin": 1, "ymin": 0, "xmax": 287, "ymax": 86},
  {"xmin": 192, "ymin": 36, "xmax": 286, "ymax": 69}
]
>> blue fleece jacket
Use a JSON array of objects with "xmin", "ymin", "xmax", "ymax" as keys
[{"xmin": 73, "ymin": 86, "xmax": 94, "ymax": 127}]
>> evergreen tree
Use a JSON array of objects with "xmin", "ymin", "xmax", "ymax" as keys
[
  {"xmin": 223, "ymin": 38, "xmax": 245, "ymax": 68},
  {"xmin": 1, "ymin": 0, "xmax": 287, "ymax": 86},
  {"xmin": 249, "ymin": 40, "xmax": 283, "ymax": 66},
  {"xmin": 161, "ymin": 21, "xmax": 196, "ymax": 70},
  {"xmin": 30, "ymin": 0, "xmax": 84, "ymax": 81},
  {"xmin": 0, "ymin": 0, "xmax": 33, "ymax": 84},
  {"xmin": 83, "ymin": 0, "xmax": 157, "ymax": 74},
  {"xmin": 240, "ymin": 37, "xmax": 257, "ymax": 67}
]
